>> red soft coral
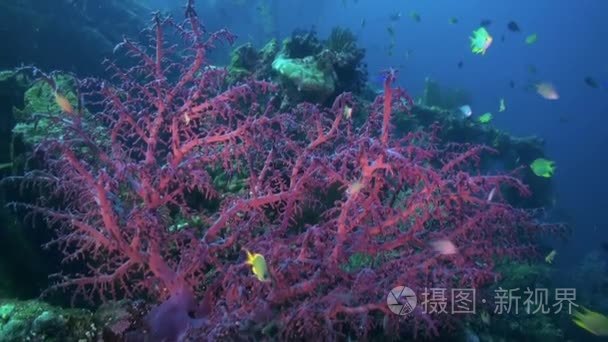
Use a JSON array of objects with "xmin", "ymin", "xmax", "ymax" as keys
[{"xmin": 11, "ymin": 1, "xmax": 560, "ymax": 339}]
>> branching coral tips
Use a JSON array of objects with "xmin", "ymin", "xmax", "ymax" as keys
[
  {"xmin": 470, "ymin": 27, "xmax": 493, "ymax": 55},
  {"xmin": 244, "ymin": 249, "xmax": 271, "ymax": 282}
]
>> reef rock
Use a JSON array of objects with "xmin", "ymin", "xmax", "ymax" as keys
[{"xmin": 272, "ymin": 54, "xmax": 336, "ymax": 103}]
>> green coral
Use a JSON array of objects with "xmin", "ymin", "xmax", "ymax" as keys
[
  {"xmin": 0, "ymin": 299, "xmax": 93, "ymax": 342},
  {"xmin": 341, "ymin": 250, "xmax": 401, "ymax": 273},
  {"xmin": 0, "ymin": 71, "xmax": 15, "ymax": 82},
  {"xmin": 168, "ymin": 215, "xmax": 203, "ymax": 232},
  {"xmin": 226, "ymin": 40, "xmax": 279, "ymax": 85},
  {"xmin": 341, "ymin": 252, "xmax": 374, "ymax": 273},
  {"xmin": 259, "ymin": 39, "xmax": 279, "ymax": 64},
  {"xmin": 0, "ymin": 304, "xmax": 15, "ymax": 323},
  {"xmin": 421, "ymin": 78, "xmax": 471, "ymax": 109},
  {"xmin": 227, "ymin": 43, "xmax": 260, "ymax": 83},
  {"xmin": 467, "ymin": 261, "xmax": 564, "ymax": 341},
  {"xmin": 282, "ymin": 31, "xmax": 322, "ymax": 59},
  {"xmin": 326, "ymin": 27, "xmax": 357, "ymax": 53},
  {"xmin": 11, "ymin": 72, "xmax": 109, "ymax": 162},
  {"xmin": 476, "ymin": 314, "xmax": 564, "ymax": 342},
  {"xmin": 0, "ymin": 70, "xmax": 30, "ymax": 90},
  {"xmin": 271, "ymin": 54, "xmax": 335, "ymax": 97},
  {"xmin": 496, "ymin": 261, "xmax": 552, "ymax": 289},
  {"xmin": 11, "ymin": 73, "xmax": 77, "ymax": 146},
  {"xmin": 390, "ymin": 100, "xmax": 553, "ymax": 209}
]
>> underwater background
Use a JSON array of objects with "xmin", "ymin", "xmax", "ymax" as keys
[
  {"xmin": 0, "ymin": 0, "xmax": 607, "ymax": 341},
  {"xmin": 203, "ymin": 0, "xmax": 608, "ymax": 268}
]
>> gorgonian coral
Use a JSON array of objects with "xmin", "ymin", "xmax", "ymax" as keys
[{"xmin": 8, "ymin": 1, "xmax": 558, "ymax": 339}]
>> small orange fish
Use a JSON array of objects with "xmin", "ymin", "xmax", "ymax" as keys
[{"xmin": 54, "ymin": 92, "xmax": 74, "ymax": 114}]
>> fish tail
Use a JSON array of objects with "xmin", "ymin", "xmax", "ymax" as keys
[
  {"xmin": 572, "ymin": 316, "xmax": 584, "ymax": 329},
  {"xmin": 243, "ymin": 248, "xmax": 254, "ymax": 264}
]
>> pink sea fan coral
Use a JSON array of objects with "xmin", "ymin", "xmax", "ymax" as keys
[{"xmin": 8, "ymin": 1, "xmax": 560, "ymax": 339}]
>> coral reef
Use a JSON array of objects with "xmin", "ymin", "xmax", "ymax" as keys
[
  {"xmin": 421, "ymin": 77, "xmax": 472, "ymax": 110},
  {"xmin": 271, "ymin": 53, "xmax": 336, "ymax": 103},
  {"xmin": 393, "ymin": 79, "xmax": 556, "ymax": 208},
  {"xmin": 281, "ymin": 27, "xmax": 367, "ymax": 98},
  {"xmin": 228, "ymin": 43, "xmax": 261, "ymax": 83},
  {"xmin": 0, "ymin": 71, "xmax": 57, "ymax": 300},
  {"xmin": 0, "ymin": 299, "xmax": 91, "ymax": 341},
  {"xmin": 12, "ymin": 73, "xmax": 78, "ymax": 147},
  {"xmin": 324, "ymin": 27, "xmax": 368, "ymax": 95},
  {"xmin": 3, "ymin": 2, "xmax": 562, "ymax": 341},
  {"xmin": 228, "ymin": 27, "xmax": 368, "ymax": 105},
  {"xmin": 228, "ymin": 56, "xmax": 554, "ymax": 208},
  {"xmin": 463, "ymin": 261, "xmax": 565, "ymax": 342},
  {"xmin": 227, "ymin": 39, "xmax": 279, "ymax": 84},
  {"xmin": 283, "ymin": 29, "xmax": 323, "ymax": 58},
  {"xmin": 0, "ymin": 298, "xmax": 150, "ymax": 342}
]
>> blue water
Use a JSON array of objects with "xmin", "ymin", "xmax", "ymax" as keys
[{"xmin": 200, "ymin": 0, "xmax": 608, "ymax": 269}]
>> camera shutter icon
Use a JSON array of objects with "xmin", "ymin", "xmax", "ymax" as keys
[{"xmin": 387, "ymin": 286, "xmax": 417, "ymax": 315}]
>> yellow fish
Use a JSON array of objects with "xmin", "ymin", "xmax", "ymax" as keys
[
  {"xmin": 572, "ymin": 307, "xmax": 608, "ymax": 336},
  {"xmin": 245, "ymin": 249, "xmax": 270, "ymax": 282},
  {"xmin": 531, "ymin": 158, "xmax": 556, "ymax": 178},
  {"xmin": 545, "ymin": 250, "xmax": 556, "ymax": 264}
]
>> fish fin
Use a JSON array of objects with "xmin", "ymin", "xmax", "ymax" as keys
[{"xmin": 244, "ymin": 249, "xmax": 254, "ymax": 264}]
